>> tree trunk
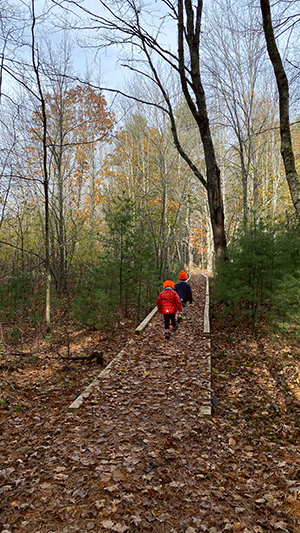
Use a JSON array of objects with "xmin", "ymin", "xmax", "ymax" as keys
[
  {"xmin": 238, "ymin": 140, "xmax": 249, "ymax": 225},
  {"xmin": 260, "ymin": 0, "xmax": 300, "ymax": 219},
  {"xmin": 57, "ymin": 96, "xmax": 67, "ymax": 294},
  {"xmin": 31, "ymin": 0, "xmax": 51, "ymax": 331},
  {"xmin": 178, "ymin": 0, "xmax": 227, "ymax": 261}
]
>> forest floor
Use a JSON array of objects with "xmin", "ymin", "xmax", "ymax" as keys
[{"xmin": 0, "ymin": 274, "xmax": 300, "ymax": 533}]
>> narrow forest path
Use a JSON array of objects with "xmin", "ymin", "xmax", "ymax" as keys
[
  {"xmin": 1, "ymin": 274, "xmax": 215, "ymax": 533},
  {"xmin": 2, "ymin": 274, "xmax": 300, "ymax": 533},
  {"xmin": 68, "ymin": 274, "xmax": 211, "ymax": 415}
]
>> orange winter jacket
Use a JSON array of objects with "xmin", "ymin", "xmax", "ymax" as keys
[{"xmin": 157, "ymin": 288, "xmax": 182, "ymax": 315}]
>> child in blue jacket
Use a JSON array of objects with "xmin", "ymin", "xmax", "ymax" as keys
[{"xmin": 175, "ymin": 270, "xmax": 193, "ymax": 321}]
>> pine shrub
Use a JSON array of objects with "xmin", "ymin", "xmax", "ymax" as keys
[
  {"xmin": 213, "ymin": 221, "xmax": 276, "ymax": 321},
  {"xmin": 269, "ymin": 224, "xmax": 300, "ymax": 334},
  {"xmin": 213, "ymin": 220, "xmax": 300, "ymax": 330},
  {"xmin": 0, "ymin": 270, "xmax": 33, "ymax": 321}
]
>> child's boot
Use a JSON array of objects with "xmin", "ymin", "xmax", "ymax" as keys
[{"xmin": 165, "ymin": 330, "xmax": 170, "ymax": 339}]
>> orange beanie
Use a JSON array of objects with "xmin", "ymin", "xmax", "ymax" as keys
[
  {"xmin": 179, "ymin": 270, "xmax": 188, "ymax": 280},
  {"xmin": 163, "ymin": 280, "xmax": 174, "ymax": 289}
]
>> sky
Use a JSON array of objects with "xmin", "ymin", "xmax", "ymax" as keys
[
  {"xmin": 6, "ymin": 0, "xmax": 129, "ymax": 92},
  {"xmin": 6, "ymin": 0, "xmax": 300, "ymax": 118},
  {"xmin": 47, "ymin": 0, "xmax": 176, "ymax": 93}
]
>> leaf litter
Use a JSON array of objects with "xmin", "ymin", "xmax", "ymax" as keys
[{"xmin": 0, "ymin": 275, "xmax": 300, "ymax": 532}]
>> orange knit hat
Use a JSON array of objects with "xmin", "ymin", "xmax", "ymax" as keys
[
  {"xmin": 163, "ymin": 280, "xmax": 174, "ymax": 289},
  {"xmin": 179, "ymin": 270, "xmax": 188, "ymax": 280}
]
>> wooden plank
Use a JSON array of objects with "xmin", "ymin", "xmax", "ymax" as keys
[
  {"xmin": 203, "ymin": 275, "xmax": 210, "ymax": 337},
  {"xmin": 68, "ymin": 339, "xmax": 134, "ymax": 410},
  {"xmin": 69, "ymin": 303, "xmax": 160, "ymax": 410},
  {"xmin": 198, "ymin": 339, "xmax": 212, "ymax": 417},
  {"xmin": 135, "ymin": 306, "xmax": 158, "ymax": 335},
  {"xmin": 202, "ymin": 276, "xmax": 212, "ymax": 414}
]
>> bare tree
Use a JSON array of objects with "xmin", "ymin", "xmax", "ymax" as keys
[
  {"xmin": 260, "ymin": 0, "xmax": 300, "ymax": 220},
  {"xmin": 0, "ymin": 2, "xmax": 28, "ymax": 232},
  {"xmin": 62, "ymin": 0, "xmax": 227, "ymax": 261},
  {"xmin": 202, "ymin": 0, "xmax": 265, "ymax": 225},
  {"xmin": 30, "ymin": 0, "xmax": 51, "ymax": 331}
]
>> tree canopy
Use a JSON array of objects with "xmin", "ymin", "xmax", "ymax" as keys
[{"xmin": 1, "ymin": 0, "xmax": 300, "ymax": 328}]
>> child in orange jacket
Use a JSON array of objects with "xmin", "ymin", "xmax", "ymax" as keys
[{"xmin": 157, "ymin": 280, "xmax": 182, "ymax": 339}]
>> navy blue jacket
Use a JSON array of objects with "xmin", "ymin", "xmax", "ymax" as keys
[{"xmin": 174, "ymin": 280, "xmax": 193, "ymax": 303}]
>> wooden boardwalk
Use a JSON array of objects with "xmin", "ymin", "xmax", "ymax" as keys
[
  {"xmin": 4, "ymin": 274, "xmax": 300, "ymax": 533},
  {"xmin": 62, "ymin": 274, "xmax": 214, "ymax": 532},
  {"xmin": 69, "ymin": 274, "xmax": 211, "ymax": 416}
]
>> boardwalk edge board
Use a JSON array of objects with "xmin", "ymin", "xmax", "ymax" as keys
[
  {"xmin": 202, "ymin": 275, "xmax": 212, "ymax": 415},
  {"xmin": 135, "ymin": 306, "xmax": 158, "ymax": 335},
  {"xmin": 68, "ymin": 339, "xmax": 134, "ymax": 411},
  {"xmin": 203, "ymin": 275, "xmax": 210, "ymax": 337},
  {"xmin": 200, "ymin": 341, "xmax": 212, "ymax": 416}
]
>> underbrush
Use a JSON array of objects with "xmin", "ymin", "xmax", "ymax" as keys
[
  {"xmin": 0, "ymin": 272, "xmax": 155, "ymax": 348},
  {"xmin": 212, "ymin": 220, "xmax": 300, "ymax": 336}
]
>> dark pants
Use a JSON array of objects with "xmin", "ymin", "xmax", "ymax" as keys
[{"xmin": 164, "ymin": 313, "xmax": 176, "ymax": 330}]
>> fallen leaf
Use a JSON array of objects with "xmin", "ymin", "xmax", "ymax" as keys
[
  {"xmin": 112, "ymin": 524, "xmax": 129, "ymax": 532},
  {"xmin": 272, "ymin": 522, "xmax": 289, "ymax": 531},
  {"xmin": 102, "ymin": 519, "xmax": 115, "ymax": 529},
  {"xmin": 112, "ymin": 469, "xmax": 124, "ymax": 482},
  {"xmin": 131, "ymin": 515, "xmax": 142, "ymax": 525}
]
